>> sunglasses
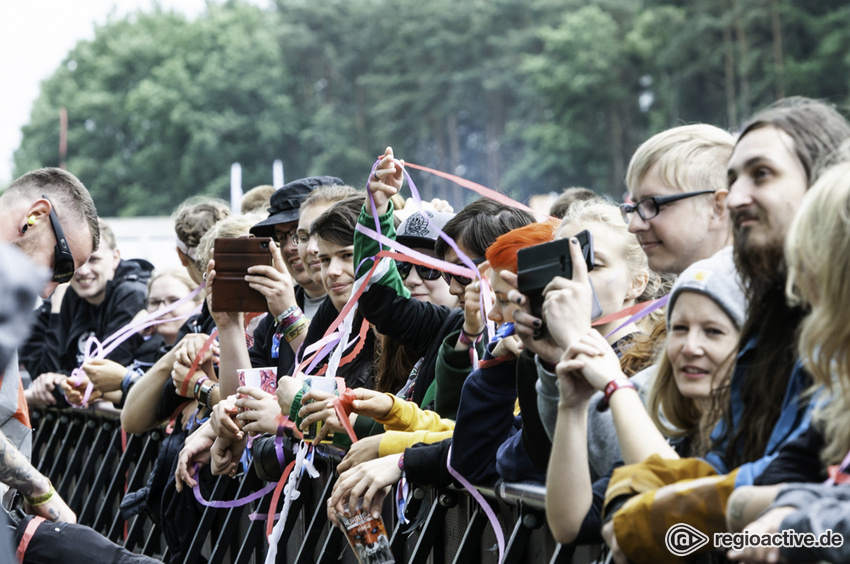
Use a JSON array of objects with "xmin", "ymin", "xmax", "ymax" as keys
[
  {"xmin": 395, "ymin": 260, "xmax": 442, "ymax": 281},
  {"xmin": 44, "ymin": 194, "xmax": 75, "ymax": 283},
  {"xmin": 442, "ymin": 257, "xmax": 485, "ymax": 286}
]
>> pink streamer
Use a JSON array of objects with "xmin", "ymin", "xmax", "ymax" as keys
[{"xmin": 446, "ymin": 446, "xmax": 505, "ymax": 563}]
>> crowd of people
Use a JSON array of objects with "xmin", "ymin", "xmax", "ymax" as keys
[{"xmin": 3, "ymin": 95, "xmax": 850, "ymax": 564}]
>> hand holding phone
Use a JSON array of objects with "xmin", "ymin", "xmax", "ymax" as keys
[
  {"xmin": 211, "ymin": 237, "xmax": 273, "ymax": 313},
  {"xmin": 516, "ymin": 230, "xmax": 601, "ymax": 339}
]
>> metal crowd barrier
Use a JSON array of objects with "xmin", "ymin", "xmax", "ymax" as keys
[{"xmin": 31, "ymin": 406, "xmax": 581, "ymax": 563}]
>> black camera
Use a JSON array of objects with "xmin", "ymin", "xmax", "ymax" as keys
[{"xmin": 516, "ymin": 230, "xmax": 601, "ymax": 339}]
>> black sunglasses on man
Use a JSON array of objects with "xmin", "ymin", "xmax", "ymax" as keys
[{"xmin": 43, "ymin": 194, "xmax": 76, "ymax": 283}]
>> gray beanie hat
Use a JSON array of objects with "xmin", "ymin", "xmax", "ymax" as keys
[{"xmin": 667, "ymin": 246, "xmax": 747, "ymax": 329}]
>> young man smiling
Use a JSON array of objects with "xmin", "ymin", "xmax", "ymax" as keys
[{"xmin": 25, "ymin": 220, "xmax": 151, "ymax": 406}]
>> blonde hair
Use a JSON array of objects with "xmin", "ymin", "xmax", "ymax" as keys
[
  {"xmin": 556, "ymin": 199, "xmax": 651, "ymax": 300},
  {"xmin": 240, "ymin": 185, "xmax": 275, "ymax": 214},
  {"xmin": 647, "ymin": 344, "xmax": 736, "ymax": 455},
  {"xmin": 786, "ymin": 160, "xmax": 850, "ymax": 465},
  {"xmin": 148, "ymin": 269, "xmax": 201, "ymax": 302},
  {"xmin": 301, "ymin": 184, "xmax": 362, "ymax": 211},
  {"xmin": 626, "ymin": 124, "xmax": 734, "ymax": 195},
  {"xmin": 195, "ymin": 212, "xmax": 266, "ymax": 273}
]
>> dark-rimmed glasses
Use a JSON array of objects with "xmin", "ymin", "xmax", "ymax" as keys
[
  {"xmin": 44, "ymin": 194, "xmax": 75, "ymax": 283},
  {"xmin": 394, "ymin": 260, "xmax": 442, "ymax": 281},
  {"xmin": 442, "ymin": 257, "xmax": 485, "ymax": 286},
  {"xmin": 619, "ymin": 190, "xmax": 715, "ymax": 223},
  {"xmin": 271, "ymin": 228, "xmax": 299, "ymax": 246}
]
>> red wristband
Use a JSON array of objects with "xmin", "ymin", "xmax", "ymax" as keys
[{"xmin": 597, "ymin": 379, "xmax": 636, "ymax": 412}]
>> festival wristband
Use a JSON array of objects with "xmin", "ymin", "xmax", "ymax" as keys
[
  {"xmin": 289, "ymin": 389, "xmax": 306, "ymax": 424},
  {"xmin": 24, "ymin": 483, "xmax": 56, "ymax": 507},
  {"xmin": 458, "ymin": 328, "xmax": 484, "ymax": 347},
  {"xmin": 275, "ymin": 306, "xmax": 301, "ymax": 326},
  {"xmin": 596, "ymin": 379, "xmax": 637, "ymax": 412},
  {"xmin": 193, "ymin": 376, "xmax": 210, "ymax": 400}
]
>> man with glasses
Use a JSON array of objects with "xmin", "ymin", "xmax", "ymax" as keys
[
  {"xmin": 0, "ymin": 167, "xmax": 99, "ymax": 533},
  {"xmin": 250, "ymin": 175, "xmax": 343, "ymax": 299},
  {"xmin": 622, "ymin": 124, "xmax": 735, "ymax": 275}
]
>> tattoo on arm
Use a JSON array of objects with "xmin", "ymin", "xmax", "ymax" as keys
[
  {"xmin": 0, "ymin": 431, "xmax": 48, "ymax": 496},
  {"xmin": 728, "ymin": 489, "xmax": 753, "ymax": 530}
]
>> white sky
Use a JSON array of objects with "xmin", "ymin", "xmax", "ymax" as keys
[{"xmin": 0, "ymin": 0, "xmax": 267, "ymax": 187}]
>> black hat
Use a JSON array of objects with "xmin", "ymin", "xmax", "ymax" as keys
[{"xmin": 250, "ymin": 175, "xmax": 344, "ymax": 237}]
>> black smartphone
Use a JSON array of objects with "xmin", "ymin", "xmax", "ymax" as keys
[
  {"xmin": 211, "ymin": 237, "xmax": 273, "ymax": 313},
  {"xmin": 516, "ymin": 230, "xmax": 602, "ymax": 339}
]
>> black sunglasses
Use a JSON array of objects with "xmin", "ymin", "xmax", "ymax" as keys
[
  {"xmin": 442, "ymin": 257, "xmax": 485, "ymax": 286},
  {"xmin": 44, "ymin": 194, "xmax": 75, "ymax": 283},
  {"xmin": 395, "ymin": 260, "xmax": 442, "ymax": 281},
  {"xmin": 619, "ymin": 190, "xmax": 715, "ymax": 223}
]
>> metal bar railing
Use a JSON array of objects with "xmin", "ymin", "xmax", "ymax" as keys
[{"xmin": 32, "ymin": 407, "xmax": 570, "ymax": 564}]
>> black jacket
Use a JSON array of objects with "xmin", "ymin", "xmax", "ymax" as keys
[
  {"xmin": 28, "ymin": 259, "xmax": 152, "ymax": 376},
  {"xmin": 358, "ymin": 283, "xmax": 464, "ymax": 408}
]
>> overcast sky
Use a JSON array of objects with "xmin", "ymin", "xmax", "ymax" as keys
[{"xmin": 0, "ymin": 0, "xmax": 268, "ymax": 187}]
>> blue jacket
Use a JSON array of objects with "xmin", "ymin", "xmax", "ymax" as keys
[
  {"xmin": 449, "ymin": 342, "xmax": 544, "ymax": 486},
  {"xmin": 702, "ymin": 335, "xmax": 815, "ymax": 487}
]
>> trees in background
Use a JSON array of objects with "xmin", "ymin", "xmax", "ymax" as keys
[{"xmin": 12, "ymin": 0, "xmax": 850, "ymax": 216}]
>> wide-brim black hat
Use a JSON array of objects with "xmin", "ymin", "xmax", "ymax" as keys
[{"xmin": 250, "ymin": 175, "xmax": 344, "ymax": 237}]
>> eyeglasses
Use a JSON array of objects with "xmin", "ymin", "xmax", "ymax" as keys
[
  {"xmin": 44, "ymin": 194, "xmax": 75, "ymax": 283},
  {"xmin": 442, "ymin": 257, "xmax": 485, "ymax": 286},
  {"xmin": 146, "ymin": 296, "xmax": 182, "ymax": 310},
  {"xmin": 619, "ymin": 190, "xmax": 715, "ymax": 223},
  {"xmin": 395, "ymin": 261, "xmax": 442, "ymax": 281},
  {"xmin": 271, "ymin": 228, "xmax": 299, "ymax": 246}
]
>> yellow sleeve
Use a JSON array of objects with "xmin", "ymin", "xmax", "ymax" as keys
[
  {"xmin": 378, "ymin": 429, "xmax": 455, "ymax": 457},
  {"xmin": 376, "ymin": 394, "xmax": 456, "ymax": 433}
]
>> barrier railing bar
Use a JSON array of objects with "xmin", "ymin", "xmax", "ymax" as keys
[
  {"xmin": 36, "ymin": 412, "xmax": 68, "ymax": 473},
  {"xmin": 409, "ymin": 491, "xmax": 455, "ymax": 564},
  {"xmin": 451, "ymin": 505, "xmax": 487, "ymax": 564},
  {"xmin": 232, "ymin": 485, "xmax": 272, "ymax": 564},
  {"xmin": 108, "ymin": 431, "xmax": 162, "ymax": 541},
  {"xmin": 295, "ymin": 470, "xmax": 336, "ymax": 564},
  {"xmin": 208, "ymin": 465, "xmax": 268, "ymax": 564},
  {"xmin": 46, "ymin": 414, "xmax": 81, "ymax": 485},
  {"xmin": 69, "ymin": 419, "xmax": 114, "ymax": 512},
  {"xmin": 503, "ymin": 506, "xmax": 544, "ymax": 564},
  {"xmin": 94, "ymin": 432, "xmax": 145, "ymax": 537},
  {"xmin": 79, "ymin": 420, "xmax": 122, "ymax": 524},
  {"xmin": 496, "ymin": 482, "xmax": 547, "ymax": 511},
  {"xmin": 58, "ymin": 416, "xmax": 98, "ymax": 499},
  {"xmin": 548, "ymin": 542, "xmax": 575, "ymax": 564},
  {"xmin": 316, "ymin": 524, "xmax": 345, "ymax": 564},
  {"xmin": 183, "ymin": 472, "xmax": 236, "ymax": 564}
]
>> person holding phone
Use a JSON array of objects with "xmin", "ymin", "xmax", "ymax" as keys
[{"xmin": 546, "ymin": 249, "xmax": 744, "ymax": 545}]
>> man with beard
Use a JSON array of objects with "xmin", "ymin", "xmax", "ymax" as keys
[{"xmin": 599, "ymin": 98, "xmax": 850, "ymax": 564}]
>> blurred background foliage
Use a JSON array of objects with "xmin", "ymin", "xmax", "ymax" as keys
[{"xmin": 12, "ymin": 0, "xmax": 850, "ymax": 216}]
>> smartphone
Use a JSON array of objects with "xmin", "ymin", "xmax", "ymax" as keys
[
  {"xmin": 516, "ymin": 230, "xmax": 602, "ymax": 339},
  {"xmin": 211, "ymin": 237, "xmax": 273, "ymax": 313}
]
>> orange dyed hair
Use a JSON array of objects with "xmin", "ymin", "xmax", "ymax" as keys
[{"xmin": 485, "ymin": 220, "xmax": 559, "ymax": 274}]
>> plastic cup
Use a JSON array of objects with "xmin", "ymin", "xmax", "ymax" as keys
[{"xmin": 337, "ymin": 502, "xmax": 395, "ymax": 564}]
